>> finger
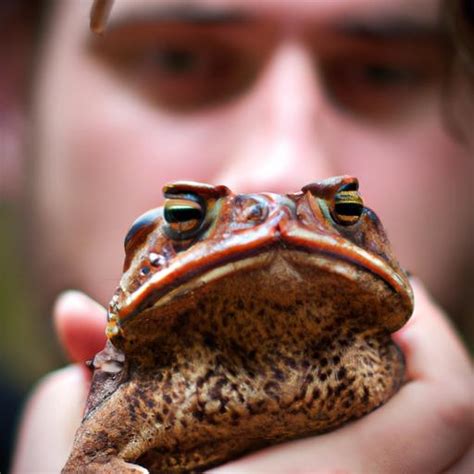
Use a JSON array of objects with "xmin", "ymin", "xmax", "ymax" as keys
[
  {"xmin": 54, "ymin": 290, "xmax": 107, "ymax": 363},
  {"xmin": 445, "ymin": 442, "xmax": 474, "ymax": 474},
  {"xmin": 393, "ymin": 278, "xmax": 473, "ymax": 383},
  {"xmin": 210, "ymin": 381, "xmax": 472, "ymax": 474},
  {"xmin": 210, "ymin": 281, "xmax": 474, "ymax": 473},
  {"xmin": 11, "ymin": 365, "xmax": 87, "ymax": 474}
]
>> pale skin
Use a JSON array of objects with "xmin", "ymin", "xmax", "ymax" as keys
[{"xmin": 10, "ymin": 0, "xmax": 474, "ymax": 472}]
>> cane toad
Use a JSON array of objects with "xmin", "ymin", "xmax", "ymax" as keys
[{"xmin": 64, "ymin": 176, "xmax": 413, "ymax": 473}]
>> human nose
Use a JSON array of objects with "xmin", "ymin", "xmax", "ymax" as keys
[{"xmin": 216, "ymin": 39, "xmax": 336, "ymax": 194}]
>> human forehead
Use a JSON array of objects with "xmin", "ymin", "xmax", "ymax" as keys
[{"xmin": 63, "ymin": 0, "xmax": 442, "ymax": 34}]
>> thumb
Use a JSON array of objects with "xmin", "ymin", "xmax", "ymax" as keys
[{"xmin": 54, "ymin": 290, "xmax": 107, "ymax": 363}]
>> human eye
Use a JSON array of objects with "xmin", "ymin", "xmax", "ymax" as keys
[
  {"xmin": 318, "ymin": 38, "xmax": 448, "ymax": 121},
  {"xmin": 152, "ymin": 46, "xmax": 204, "ymax": 76},
  {"xmin": 346, "ymin": 62, "xmax": 422, "ymax": 87},
  {"xmin": 89, "ymin": 24, "xmax": 265, "ymax": 112}
]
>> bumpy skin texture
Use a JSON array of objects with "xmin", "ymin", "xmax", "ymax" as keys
[{"xmin": 64, "ymin": 176, "xmax": 413, "ymax": 473}]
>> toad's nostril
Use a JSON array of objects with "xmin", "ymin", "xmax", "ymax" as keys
[
  {"xmin": 232, "ymin": 195, "xmax": 270, "ymax": 225},
  {"xmin": 243, "ymin": 203, "xmax": 266, "ymax": 222}
]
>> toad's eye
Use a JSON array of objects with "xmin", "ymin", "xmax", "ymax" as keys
[
  {"xmin": 163, "ymin": 194, "xmax": 206, "ymax": 240},
  {"xmin": 332, "ymin": 185, "xmax": 364, "ymax": 226}
]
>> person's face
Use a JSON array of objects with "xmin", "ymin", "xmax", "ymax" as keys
[{"xmin": 32, "ymin": 0, "xmax": 473, "ymax": 309}]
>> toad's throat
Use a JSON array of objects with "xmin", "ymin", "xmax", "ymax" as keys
[{"xmin": 110, "ymin": 238, "xmax": 412, "ymax": 336}]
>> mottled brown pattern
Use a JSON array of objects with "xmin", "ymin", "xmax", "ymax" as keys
[{"xmin": 64, "ymin": 178, "xmax": 413, "ymax": 473}]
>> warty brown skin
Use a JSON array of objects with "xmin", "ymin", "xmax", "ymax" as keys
[{"xmin": 63, "ymin": 176, "xmax": 413, "ymax": 473}]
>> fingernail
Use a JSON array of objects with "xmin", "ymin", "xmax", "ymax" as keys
[{"xmin": 54, "ymin": 290, "xmax": 106, "ymax": 315}]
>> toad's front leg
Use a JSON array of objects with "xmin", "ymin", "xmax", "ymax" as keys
[
  {"xmin": 63, "ymin": 457, "xmax": 148, "ymax": 474},
  {"xmin": 62, "ymin": 379, "xmax": 161, "ymax": 473},
  {"xmin": 62, "ymin": 341, "xmax": 164, "ymax": 473}
]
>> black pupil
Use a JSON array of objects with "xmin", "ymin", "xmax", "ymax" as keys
[
  {"xmin": 335, "ymin": 202, "xmax": 363, "ymax": 217},
  {"xmin": 164, "ymin": 205, "xmax": 202, "ymax": 223},
  {"xmin": 339, "ymin": 182, "xmax": 358, "ymax": 192},
  {"xmin": 364, "ymin": 64, "xmax": 415, "ymax": 86},
  {"xmin": 156, "ymin": 49, "xmax": 197, "ymax": 75}
]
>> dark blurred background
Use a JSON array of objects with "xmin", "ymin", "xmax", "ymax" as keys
[{"xmin": 1, "ymin": 2, "xmax": 60, "ymax": 472}]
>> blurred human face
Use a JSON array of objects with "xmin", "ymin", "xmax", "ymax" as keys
[{"xmin": 32, "ymin": 0, "xmax": 473, "ymax": 309}]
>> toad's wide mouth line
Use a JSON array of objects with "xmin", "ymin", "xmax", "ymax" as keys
[{"xmin": 111, "ymin": 228, "xmax": 412, "ymax": 330}]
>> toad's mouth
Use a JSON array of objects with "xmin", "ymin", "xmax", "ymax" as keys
[{"xmin": 109, "ymin": 215, "xmax": 413, "ymax": 338}]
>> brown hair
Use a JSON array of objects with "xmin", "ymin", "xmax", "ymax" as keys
[
  {"xmin": 445, "ymin": 0, "xmax": 474, "ymax": 73},
  {"xmin": 440, "ymin": 0, "xmax": 474, "ymax": 144}
]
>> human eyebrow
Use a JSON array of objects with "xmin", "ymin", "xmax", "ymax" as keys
[
  {"xmin": 102, "ymin": 2, "xmax": 252, "ymax": 33},
  {"xmin": 335, "ymin": 16, "xmax": 444, "ymax": 40}
]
